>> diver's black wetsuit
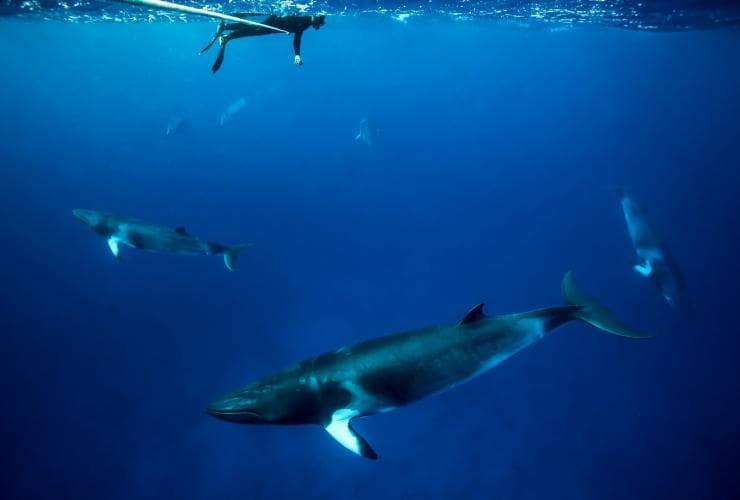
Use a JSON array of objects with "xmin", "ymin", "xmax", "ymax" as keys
[{"xmin": 201, "ymin": 14, "xmax": 326, "ymax": 73}]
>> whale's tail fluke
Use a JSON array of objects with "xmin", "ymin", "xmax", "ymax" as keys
[
  {"xmin": 562, "ymin": 271, "xmax": 653, "ymax": 338},
  {"xmin": 223, "ymin": 244, "xmax": 250, "ymax": 271},
  {"xmin": 208, "ymin": 242, "xmax": 250, "ymax": 271}
]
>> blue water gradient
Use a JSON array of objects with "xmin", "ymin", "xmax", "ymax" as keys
[{"xmin": 1, "ymin": 17, "xmax": 739, "ymax": 500}]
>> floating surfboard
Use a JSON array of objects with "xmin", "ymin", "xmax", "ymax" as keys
[{"xmin": 113, "ymin": 0, "xmax": 288, "ymax": 33}]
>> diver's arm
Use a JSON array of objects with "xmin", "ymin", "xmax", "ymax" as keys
[{"xmin": 293, "ymin": 30, "xmax": 304, "ymax": 65}]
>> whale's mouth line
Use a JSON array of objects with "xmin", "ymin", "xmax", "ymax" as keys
[
  {"xmin": 72, "ymin": 210, "xmax": 88, "ymax": 223},
  {"xmin": 205, "ymin": 407, "xmax": 263, "ymax": 419}
]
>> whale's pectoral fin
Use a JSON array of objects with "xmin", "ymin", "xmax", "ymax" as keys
[
  {"xmin": 324, "ymin": 410, "xmax": 378, "ymax": 460},
  {"xmin": 107, "ymin": 238, "xmax": 122, "ymax": 261},
  {"xmin": 633, "ymin": 260, "xmax": 652, "ymax": 277}
]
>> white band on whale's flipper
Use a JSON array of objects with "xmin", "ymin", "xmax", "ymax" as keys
[
  {"xmin": 113, "ymin": 0, "xmax": 289, "ymax": 33},
  {"xmin": 324, "ymin": 409, "xmax": 378, "ymax": 460},
  {"xmin": 107, "ymin": 237, "xmax": 121, "ymax": 260},
  {"xmin": 633, "ymin": 261, "xmax": 652, "ymax": 277}
]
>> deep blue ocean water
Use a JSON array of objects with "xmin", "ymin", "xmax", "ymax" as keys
[{"xmin": 1, "ymin": 5, "xmax": 740, "ymax": 499}]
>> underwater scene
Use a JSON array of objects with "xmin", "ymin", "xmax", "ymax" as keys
[{"xmin": 1, "ymin": 1, "xmax": 739, "ymax": 499}]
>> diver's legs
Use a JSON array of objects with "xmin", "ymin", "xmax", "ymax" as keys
[{"xmin": 200, "ymin": 21, "xmax": 225, "ymax": 54}]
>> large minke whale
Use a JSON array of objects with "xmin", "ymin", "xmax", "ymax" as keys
[
  {"xmin": 73, "ymin": 209, "xmax": 248, "ymax": 271},
  {"xmin": 207, "ymin": 272, "xmax": 651, "ymax": 459}
]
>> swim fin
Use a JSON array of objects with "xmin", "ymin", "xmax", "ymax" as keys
[
  {"xmin": 212, "ymin": 37, "xmax": 226, "ymax": 73},
  {"xmin": 200, "ymin": 21, "xmax": 224, "ymax": 54}
]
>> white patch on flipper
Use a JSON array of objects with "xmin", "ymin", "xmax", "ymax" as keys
[
  {"xmin": 107, "ymin": 237, "xmax": 120, "ymax": 258},
  {"xmin": 325, "ymin": 408, "xmax": 361, "ymax": 456},
  {"xmin": 634, "ymin": 261, "xmax": 652, "ymax": 277}
]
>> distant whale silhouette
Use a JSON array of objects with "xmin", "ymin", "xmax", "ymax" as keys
[
  {"xmin": 165, "ymin": 116, "xmax": 188, "ymax": 137},
  {"xmin": 207, "ymin": 272, "xmax": 651, "ymax": 459},
  {"xmin": 617, "ymin": 189, "xmax": 691, "ymax": 314},
  {"xmin": 73, "ymin": 209, "xmax": 248, "ymax": 271},
  {"xmin": 220, "ymin": 97, "xmax": 246, "ymax": 126},
  {"xmin": 354, "ymin": 117, "xmax": 378, "ymax": 147}
]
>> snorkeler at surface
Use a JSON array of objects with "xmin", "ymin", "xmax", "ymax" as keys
[{"xmin": 200, "ymin": 14, "xmax": 326, "ymax": 73}]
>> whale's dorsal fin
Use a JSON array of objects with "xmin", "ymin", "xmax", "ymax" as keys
[
  {"xmin": 324, "ymin": 409, "xmax": 378, "ymax": 460},
  {"xmin": 461, "ymin": 303, "xmax": 486, "ymax": 325},
  {"xmin": 175, "ymin": 226, "xmax": 189, "ymax": 236}
]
